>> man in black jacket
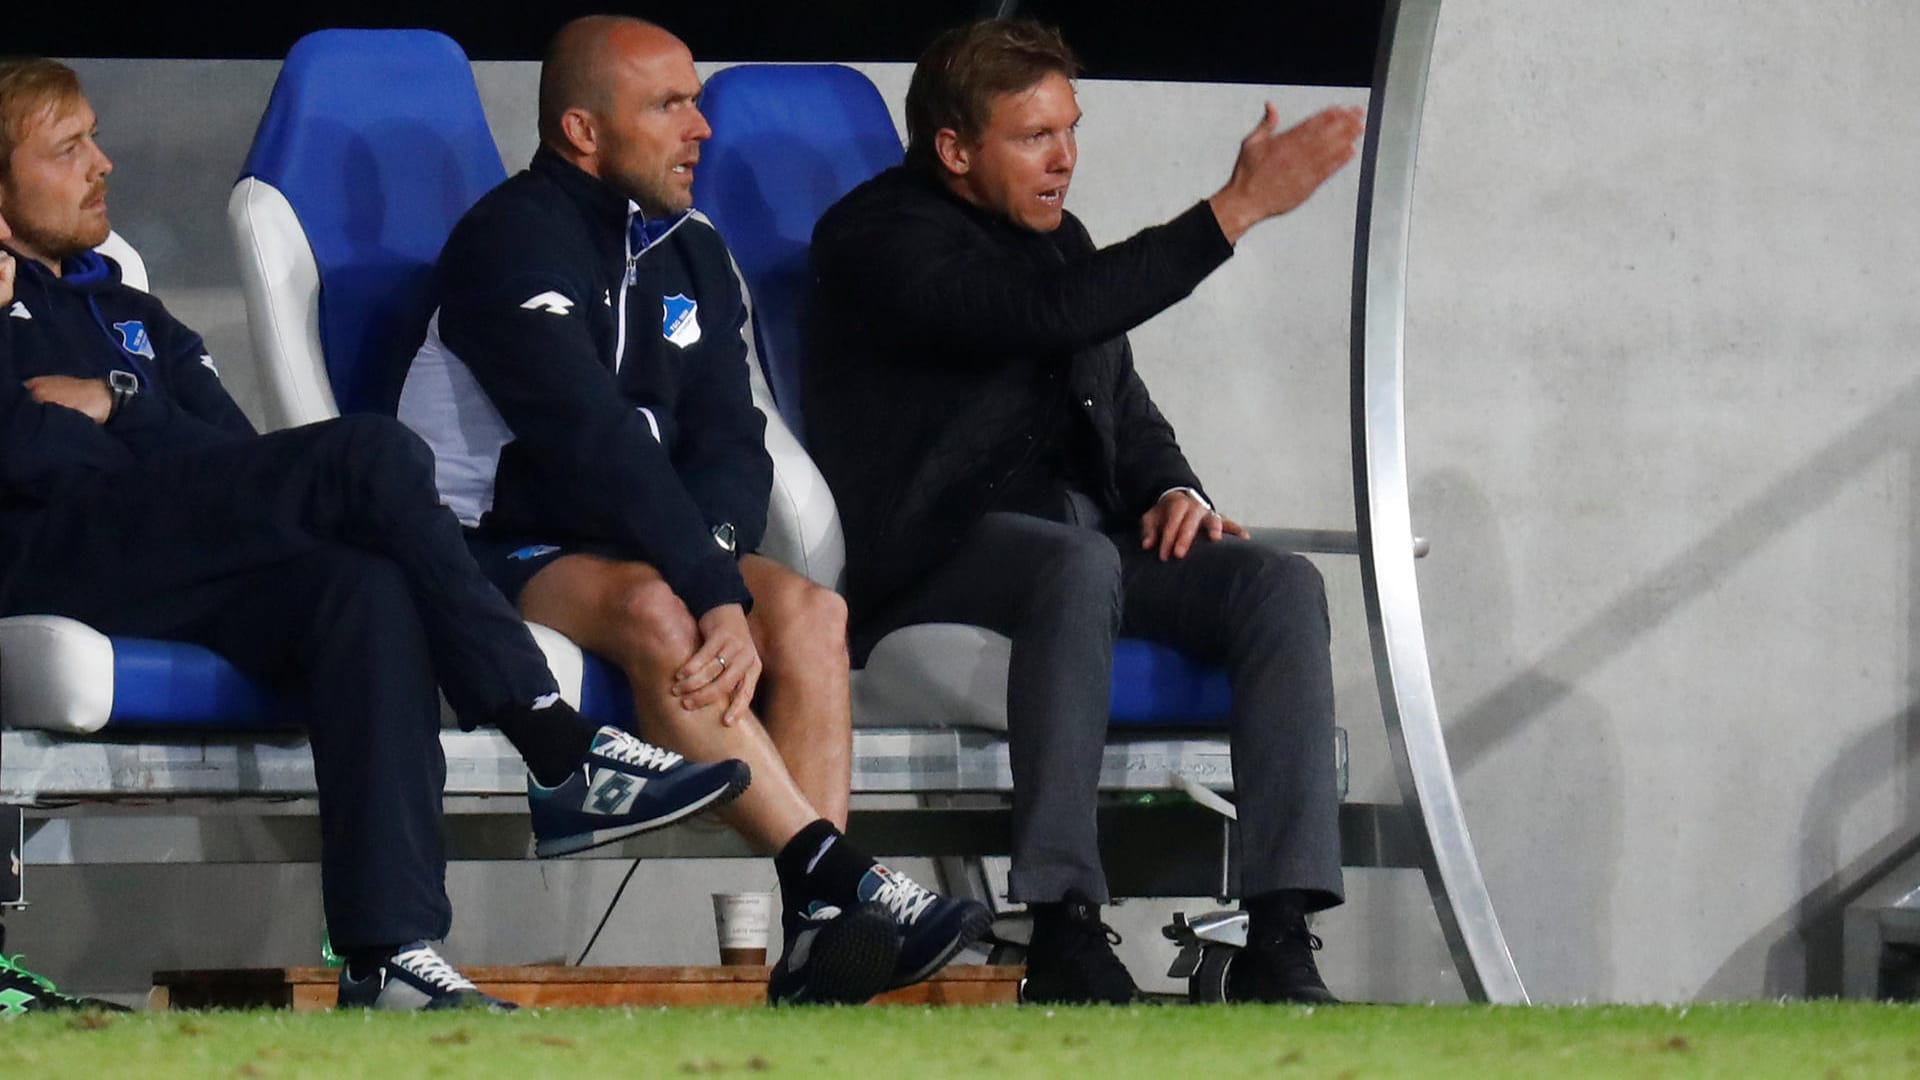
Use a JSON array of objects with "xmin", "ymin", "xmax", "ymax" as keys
[
  {"xmin": 398, "ymin": 16, "xmax": 988, "ymax": 1005},
  {"xmin": 805, "ymin": 20, "xmax": 1366, "ymax": 1004},
  {"xmin": 0, "ymin": 59, "xmax": 748, "ymax": 1011}
]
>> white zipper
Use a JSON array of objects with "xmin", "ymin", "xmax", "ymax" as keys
[
  {"xmin": 614, "ymin": 210, "xmax": 636, "ymax": 373},
  {"xmin": 613, "ymin": 206, "xmax": 694, "ymax": 374}
]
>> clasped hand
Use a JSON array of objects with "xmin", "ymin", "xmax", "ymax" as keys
[
  {"xmin": 670, "ymin": 602, "xmax": 761, "ymax": 726},
  {"xmin": 5, "ymin": 252, "xmax": 114, "ymax": 424},
  {"xmin": 24, "ymin": 374, "xmax": 112, "ymax": 424}
]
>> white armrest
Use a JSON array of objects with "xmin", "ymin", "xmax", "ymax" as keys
[
  {"xmin": 0, "ymin": 616, "xmax": 115, "ymax": 734},
  {"xmin": 853, "ymin": 623, "xmax": 1012, "ymax": 732},
  {"xmin": 524, "ymin": 622, "xmax": 586, "ymax": 709}
]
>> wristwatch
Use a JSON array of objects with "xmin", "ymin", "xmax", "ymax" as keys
[
  {"xmin": 107, "ymin": 370, "xmax": 139, "ymax": 421},
  {"xmin": 711, "ymin": 522, "xmax": 738, "ymax": 554}
]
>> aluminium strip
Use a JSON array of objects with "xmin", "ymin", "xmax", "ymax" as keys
[{"xmin": 1351, "ymin": 0, "xmax": 1530, "ymax": 1004}]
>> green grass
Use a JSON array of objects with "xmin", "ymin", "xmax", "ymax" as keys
[{"xmin": 5, "ymin": 1003, "xmax": 1920, "ymax": 1078}]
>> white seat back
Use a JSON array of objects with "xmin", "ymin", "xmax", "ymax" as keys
[
  {"xmin": 93, "ymin": 230, "xmax": 148, "ymax": 293},
  {"xmin": 228, "ymin": 177, "xmax": 340, "ymax": 430},
  {"xmin": 739, "ymin": 294, "xmax": 846, "ymax": 591}
]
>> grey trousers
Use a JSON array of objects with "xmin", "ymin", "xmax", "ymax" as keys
[{"xmin": 856, "ymin": 499, "xmax": 1344, "ymax": 910}]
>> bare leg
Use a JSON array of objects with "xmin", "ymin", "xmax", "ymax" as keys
[
  {"xmin": 519, "ymin": 554, "xmax": 815, "ymax": 853},
  {"xmin": 739, "ymin": 554, "xmax": 852, "ymax": 829}
]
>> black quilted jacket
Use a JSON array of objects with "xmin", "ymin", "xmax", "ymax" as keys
[{"xmin": 803, "ymin": 165, "xmax": 1234, "ymax": 624}]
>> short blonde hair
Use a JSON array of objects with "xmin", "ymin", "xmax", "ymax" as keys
[{"xmin": 0, "ymin": 58, "xmax": 83, "ymax": 175}]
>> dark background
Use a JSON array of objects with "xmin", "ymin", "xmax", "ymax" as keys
[{"xmin": 7, "ymin": 0, "xmax": 1386, "ymax": 85}]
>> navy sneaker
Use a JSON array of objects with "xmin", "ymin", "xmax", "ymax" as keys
[
  {"xmin": 766, "ymin": 902, "xmax": 901, "ymax": 1006},
  {"xmin": 857, "ymin": 864, "xmax": 993, "ymax": 989},
  {"xmin": 530, "ymin": 726, "xmax": 750, "ymax": 857},
  {"xmin": 335, "ymin": 943, "xmax": 513, "ymax": 1011},
  {"xmin": 0, "ymin": 954, "xmax": 128, "ymax": 1016}
]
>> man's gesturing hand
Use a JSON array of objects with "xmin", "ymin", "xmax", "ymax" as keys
[
  {"xmin": 24, "ymin": 375, "xmax": 112, "ymax": 424},
  {"xmin": 672, "ymin": 602, "xmax": 762, "ymax": 725},
  {"xmin": 1208, "ymin": 104, "xmax": 1366, "ymax": 245},
  {"xmin": 1140, "ymin": 489, "xmax": 1250, "ymax": 562}
]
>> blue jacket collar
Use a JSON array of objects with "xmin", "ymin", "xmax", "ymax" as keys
[{"xmin": 5, "ymin": 246, "xmax": 122, "ymax": 293}]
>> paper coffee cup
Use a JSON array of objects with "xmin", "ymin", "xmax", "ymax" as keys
[{"xmin": 713, "ymin": 891, "xmax": 773, "ymax": 966}]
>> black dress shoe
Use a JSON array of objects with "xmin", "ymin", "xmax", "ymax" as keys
[
  {"xmin": 1019, "ymin": 889, "xmax": 1140, "ymax": 1005},
  {"xmin": 1226, "ymin": 925, "xmax": 1339, "ymax": 1004}
]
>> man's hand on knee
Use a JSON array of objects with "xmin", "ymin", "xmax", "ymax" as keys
[
  {"xmin": 1140, "ymin": 490, "xmax": 1250, "ymax": 561},
  {"xmin": 672, "ymin": 602, "xmax": 762, "ymax": 724}
]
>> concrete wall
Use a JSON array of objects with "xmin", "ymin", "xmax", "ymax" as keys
[
  {"xmin": 9, "ymin": 0, "xmax": 1920, "ymax": 1004},
  {"xmin": 1407, "ymin": 1, "xmax": 1920, "ymax": 1002}
]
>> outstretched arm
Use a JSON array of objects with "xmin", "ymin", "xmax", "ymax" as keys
[{"xmin": 816, "ymin": 105, "xmax": 1364, "ymax": 360}]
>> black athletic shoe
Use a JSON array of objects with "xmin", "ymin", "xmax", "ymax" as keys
[
  {"xmin": 0, "ymin": 954, "xmax": 128, "ymax": 1015},
  {"xmin": 766, "ymin": 902, "xmax": 901, "ymax": 1006},
  {"xmin": 529, "ymin": 726, "xmax": 750, "ymax": 857},
  {"xmin": 1019, "ymin": 890, "xmax": 1140, "ymax": 1005},
  {"xmin": 1226, "ymin": 924, "xmax": 1339, "ymax": 1004},
  {"xmin": 855, "ymin": 864, "xmax": 992, "ymax": 989},
  {"xmin": 335, "ymin": 943, "xmax": 514, "ymax": 1011}
]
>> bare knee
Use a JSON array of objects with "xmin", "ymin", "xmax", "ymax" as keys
[
  {"xmin": 608, "ymin": 574, "xmax": 700, "ymax": 666},
  {"xmin": 760, "ymin": 580, "xmax": 849, "ymax": 673}
]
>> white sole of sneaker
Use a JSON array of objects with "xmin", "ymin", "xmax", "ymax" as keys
[
  {"xmin": 533, "ymin": 770, "xmax": 749, "ymax": 858},
  {"xmin": 889, "ymin": 903, "xmax": 994, "ymax": 989}
]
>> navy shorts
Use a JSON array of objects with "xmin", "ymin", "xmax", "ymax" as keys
[{"xmin": 463, "ymin": 530, "xmax": 632, "ymax": 605}]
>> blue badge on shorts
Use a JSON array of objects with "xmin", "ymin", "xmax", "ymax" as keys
[
  {"xmin": 508, "ymin": 544, "xmax": 562, "ymax": 561},
  {"xmin": 661, "ymin": 293, "xmax": 702, "ymax": 348},
  {"xmin": 112, "ymin": 320, "xmax": 156, "ymax": 360}
]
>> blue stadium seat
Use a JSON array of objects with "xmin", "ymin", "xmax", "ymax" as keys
[
  {"xmin": 228, "ymin": 29, "xmax": 635, "ymax": 727},
  {"xmin": 694, "ymin": 63, "xmax": 903, "ymax": 435},
  {"xmin": 232, "ymin": 29, "xmax": 507, "ymax": 426}
]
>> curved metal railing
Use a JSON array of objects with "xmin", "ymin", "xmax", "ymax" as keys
[{"xmin": 1352, "ymin": 0, "xmax": 1530, "ymax": 1004}]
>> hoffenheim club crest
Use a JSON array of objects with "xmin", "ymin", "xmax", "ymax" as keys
[
  {"xmin": 661, "ymin": 294, "xmax": 701, "ymax": 349},
  {"xmin": 112, "ymin": 320, "xmax": 156, "ymax": 360}
]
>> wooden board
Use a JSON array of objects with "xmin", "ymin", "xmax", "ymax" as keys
[{"xmin": 152, "ymin": 964, "xmax": 1023, "ymax": 1011}]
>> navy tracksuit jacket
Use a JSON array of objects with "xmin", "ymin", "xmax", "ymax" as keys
[{"xmin": 399, "ymin": 147, "xmax": 772, "ymax": 617}]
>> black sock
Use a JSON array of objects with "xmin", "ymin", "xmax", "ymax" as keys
[
  {"xmin": 345, "ymin": 945, "xmax": 402, "ymax": 981},
  {"xmin": 1242, "ymin": 889, "xmax": 1310, "ymax": 942},
  {"xmin": 494, "ymin": 698, "xmax": 600, "ymax": 788},
  {"xmin": 773, "ymin": 819, "xmax": 876, "ymax": 925},
  {"xmin": 1028, "ymin": 902, "xmax": 1067, "ymax": 953}
]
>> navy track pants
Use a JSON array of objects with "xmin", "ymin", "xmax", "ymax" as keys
[{"xmin": 3, "ymin": 415, "xmax": 562, "ymax": 948}]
